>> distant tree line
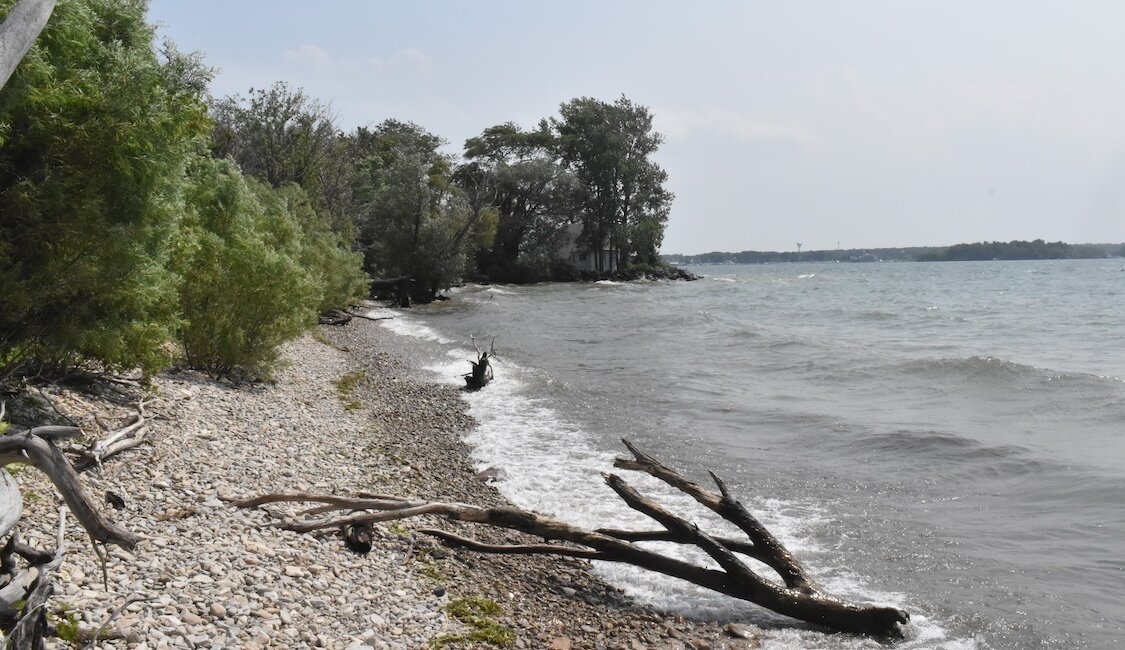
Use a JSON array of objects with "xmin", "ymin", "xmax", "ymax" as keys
[
  {"xmin": 665, "ymin": 241, "xmax": 1124, "ymax": 265},
  {"xmin": 915, "ymin": 240, "xmax": 1121, "ymax": 261},
  {"xmin": 0, "ymin": 0, "xmax": 675, "ymax": 384}
]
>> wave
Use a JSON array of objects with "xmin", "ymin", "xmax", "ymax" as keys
[
  {"xmin": 895, "ymin": 356, "xmax": 1041, "ymax": 382},
  {"xmin": 848, "ymin": 429, "xmax": 1042, "ymax": 480},
  {"xmin": 374, "ymin": 312, "xmax": 453, "ymax": 344},
  {"xmin": 888, "ymin": 357, "xmax": 1124, "ymax": 397}
]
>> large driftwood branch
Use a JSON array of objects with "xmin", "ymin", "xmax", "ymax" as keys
[
  {"xmin": 0, "ymin": 428, "xmax": 138, "ymax": 549},
  {"xmin": 7, "ymin": 506, "xmax": 67, "ymax": 649},
  {"xmin": 235, "ymin": 440, "xmax": 909, "ymax": 637}
]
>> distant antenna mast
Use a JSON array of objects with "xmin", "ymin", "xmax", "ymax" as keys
[{"xmin": 796, "ymin": 242, "xmax": 803, "ymax": 253}]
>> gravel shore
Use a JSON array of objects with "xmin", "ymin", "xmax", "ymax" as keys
[{"xmin": 12, "ymin": 318, "xmax": 760, "ymax": 649}]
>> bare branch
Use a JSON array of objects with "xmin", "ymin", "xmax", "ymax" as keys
[
  {"xmin": 615, "ymin": 438, "xmax": 811, "ymax": 592},
  {"xmin": 418, "ymin": 528, "xmax": 605, "ymax": 560}
]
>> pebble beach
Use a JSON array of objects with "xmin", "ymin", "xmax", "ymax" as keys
[{"xmin": 12, "ymin": 316, "xmax": 758, "ymax": 649}]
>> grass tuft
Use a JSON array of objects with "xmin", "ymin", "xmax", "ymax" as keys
[{"xmin": 333, "ymin": 370, "xmax": 365, "ymax": 411}]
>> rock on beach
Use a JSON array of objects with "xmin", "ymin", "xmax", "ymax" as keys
[{"xmin": 11, "ymin": 317, "xmax": 750, "ymax": 648}]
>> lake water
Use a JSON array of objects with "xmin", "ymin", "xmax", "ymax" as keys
[{"xmin": 369, "ymin": 259, "xmax": 1125, "ymax": 649}]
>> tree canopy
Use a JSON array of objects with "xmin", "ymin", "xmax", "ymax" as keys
[{"xmin": 0, "ymin": 0, "xmax": 367, "ymax": 384}]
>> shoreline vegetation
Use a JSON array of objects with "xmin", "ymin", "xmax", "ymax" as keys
[
  {"xmin": 0, "ymin": 3, "xmax": 709, "ymax": 644},
  {"xmin": 663, "ymin": 239, "xmax": 1125, "ymax": 265},
  {"xmin": 7, "ymin": 316, "xmax": 754, "ymax": 649}
]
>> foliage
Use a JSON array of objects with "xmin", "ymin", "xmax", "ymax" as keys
[
  {"xmin": 459, "ymin": 122, "xmax": 578, "ymax": 281},
  {"xmin": 555, "ymin": 95, "xmax": 672, "ymax": 268},
  {"xmin": 254, "ymin": 182, "xmax": 369, "ymax": 311},
  {"xmin": 210, "ymin": 82, "xmax": 341, "ymax": 207},
  {"xmin": 176, "ymin": 157, "xmax": 317, "ymax": 379},
  {"xmin": 0, "ymin": 0, "xmax": 209, "ymax": 380},
  {"xmin": 917, "ymin": 239, "xmax": 1110, "ymax": 262},
  {"xmin": 350, "ymin": 120, "xmax": 481, "ymax": 299},
  {"xmin": 52, "ymin": 605, "xmax": 80, "ymax": 644},
  {"xmin": 333, "ymin": 369, "xmax": 365, "ymax": 411}
]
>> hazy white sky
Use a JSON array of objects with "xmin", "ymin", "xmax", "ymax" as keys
[{"xmin": 147, "ymin": 1, "xmax": 1125, "ymax": 254}]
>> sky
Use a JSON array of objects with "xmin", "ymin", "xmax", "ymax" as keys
[{"xmin": 146, "ymin": 1, "xmax": 1125, "ymax": 254}]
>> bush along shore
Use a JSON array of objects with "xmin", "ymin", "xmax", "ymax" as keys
[{"xmin": 6, "ymin": 317, "xmax": 760, "ymax": 649}]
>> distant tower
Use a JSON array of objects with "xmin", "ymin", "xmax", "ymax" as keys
[{"xmin": 796, "ymin": 242, "xmax": 803, "ymax": 253}]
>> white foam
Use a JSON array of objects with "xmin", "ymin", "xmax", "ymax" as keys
[{"xmin": 376, "ymin": 312, "xmax": 453, "ymax": 344}]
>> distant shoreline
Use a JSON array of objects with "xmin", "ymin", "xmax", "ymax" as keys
[{"xmin": 664, "ymin": 239, "xmax": 1124, "ymax": 265}]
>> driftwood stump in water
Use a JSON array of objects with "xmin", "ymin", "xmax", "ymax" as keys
[
  {"xmin": 235, "ymin": 439, "xmax": 910, "ymax": 637},
  {"xmin": 463, "ymin": 336, "xmax": 495, "ymax": 390}
]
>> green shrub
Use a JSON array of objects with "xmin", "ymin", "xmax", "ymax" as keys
[
  {"xmin": 258, "ymin": 183, "xmax": 369, "ymax": 311},
  {"xmin": 176, "ymin": 158, "xmax": 316, "ymax": 379},
  {"xmin": 0, "ymin": 0, "xmax": 208, "ymax": 379}
]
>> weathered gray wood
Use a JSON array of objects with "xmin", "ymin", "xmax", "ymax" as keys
[
  {"xmin": 0, "ymin": 0, "xmax": 58, "ymax": 89},
  {"xmin": 7, "ymin": 506, "xmax": 66, "ymax": 649},
  {"xmin": 0, "ymin": 430, "xmax": 137, "ymax": 549},
  {"xmin": 71, "ymin": 413, "xmax": 149, "ymax": 471},
  {"xmin": 0, "ymin": 470, "xmax": 22, "ymax": 542}
]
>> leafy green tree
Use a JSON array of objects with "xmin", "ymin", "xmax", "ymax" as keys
[
  {"xmin": 210, "ymin": 82, "xmax": 349, "ymax": 224},
  {"xmin": 554, "ymin": 96, "xmax": 672, "ymax": 269},
  {"xmin": 262, "ymin": 182, "xmax": 369, "ymax": 311},
  {"xmin": 349, "ymin": 120, "xmax": 481, "ymax": 299},
  {"xmin": 0, "ymin": 0, "xmax": 208, "ymax": 381},
  {"xmin": 460, "ymin": 121, "xmax": 578, "ymax": 281}
]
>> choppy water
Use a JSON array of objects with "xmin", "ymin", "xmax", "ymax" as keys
[{"xmin": 369, "ymin": 259, "xmax": 1125, "ymax": 649}]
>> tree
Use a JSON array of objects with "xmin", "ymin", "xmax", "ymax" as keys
[
  {"xmin": 554, "ymin": 96, "xmax": 673, "ymax": 270},
  {"xmin": 0, "ymin": 0, "xmax": 209, "ymax": 380},
  {"xmin": 460, "ymin": 121, "xmax": 578, "ymax": 281},
  {"xmin": 210, "ymin": 82, "xmax": 347, "ymax": 225},
  {"xmin": 349, "ymin": 120, "xmax": 482, "ymax": 300}
]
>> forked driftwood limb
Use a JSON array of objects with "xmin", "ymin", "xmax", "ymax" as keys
[
  {"xmin": 66, "ymin": 400, "xmax": 151, "ymax": 471},
  {"xmin": 318, "ymin": 309, "xmax": 353, "ymax": 326},
  {"xmin": 6, "ymin": 506, "xmax": 67, "ymax": 649},
  {"xmin": 234, "ymin": 440, "xmax": 909, "ymax": 637},
  {"xmin": 0, "ymin": 423, "xmax": 138, "ymax": 646}
]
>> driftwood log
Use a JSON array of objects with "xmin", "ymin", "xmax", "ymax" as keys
[
  {"xmin": 318, "ymin": 308, "xmax": 394, "ymax": 326},
  {"xmin": 463, "ymin": 336, "xmax": 495, "ymax": 391},
  {"xmin": 369, "ymin": 277, "xmax": 413, "ymax": 308},
  {"xmin": 65, "ymin": 400, "xmax": 151, "ymax": 472},
  {"xmin": 235, "ymin": 439, "xmax": 909, "ymax": 637},
  {"xmin": 0, "ymin": 0, "xmax": 57, "ymax": 89}
]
